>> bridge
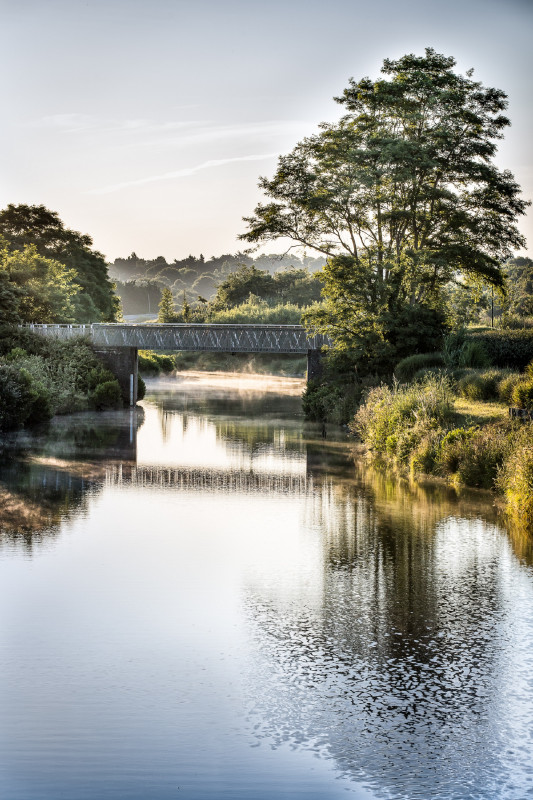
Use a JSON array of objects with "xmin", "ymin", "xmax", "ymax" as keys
[{"xmin": 27, "ymin": 323, "xmax": 329, "ymax": 404}]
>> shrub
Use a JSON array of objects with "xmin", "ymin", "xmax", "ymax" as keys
[
  {"xmin": 437, "ymin": 427, "xmax": 477, "ymax": 473},
  {"xmin": 497, "ymin": 425, "xmax": 533, "ymax": 534},
  {"xmin": 443, "ymin": 330, "xmax": 491, "ymax": 369},
  {"xmin": 137, "ymin": 375, "xmax": 146, "ymax": 400},
  {"xmin": 89, "ymin": 380, "xmax": 122, "ymax": 410},
  {"xmin": 352, "ymin": 375, "xmax": 454, "ymax": 460},
  {"xmin": 0, "ymin": 363, "xmax": 34, "ymax": 430},
  {"xmin": 394, "ymin": 352, "xmax": 445, "ymax": 382},
  {"xmin": 456, "ymin": 369, "xmax": 506, "ymax": 402},
  {"xmin": 511, "ymin": 379, "xmax": 533, "ymax": 410},
  {"xmin": 459, "ymin": 340, "xmax": 491, "ymax": 368},
  {"xmin": 497, "ymin": 372, "xmax": 525, "ymax": 404},
  {"xmin": 454, "ymin": 426, "xmax": 510, "ymax": 489},
  {"xmin": 138, "ymin": 350, "xmax": 176, "ymax": 375},
  {"xmin": 467, "ymin": 329, "xmax": 533, "ymax": 370}
]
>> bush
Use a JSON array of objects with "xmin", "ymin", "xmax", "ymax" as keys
[
  {"xmin": 437, "ymin": 427, "xmax": 477, "ymax": 473},
  {"xmin": 89, "ymin": 380, "xmax": 122, "ymax": 410},
  {"xmin": 209, "ymin": 299, "xmax": 311, "ymax": 325},
  {"xmin": 497, "ymin": 372, "xmax": 525, "ymax": 404},
  {"xmin": 454, "ymin": 426, "xmax": 510, "ymax": 489},
  {"xmin": 497, "ymin": 425, "xmax": 533, "ymax": 534},
  {"xmin": 394, "ymin": 352, "xmax": 445, "ymax": 382},
  {"xmin": 467, "ymin": 329, "xmax": 533, "ymax": 370},
  {"xmin": 0, "ymin": 364, "xmax": 34, "ymax": 430},
  {"xmin": 137, "ymin": 375, "xmax": 146, "ymax": 400},
  {"xmin": 138, "ymin": 350, "xmax": 176, "ymax": 375},
  {"xmin": 456, "ymin": 368, "xmax": 506, "ymax": 402},
  {"xmin": 511, "ymin": 379, "xmax": 533, "ymax": 410},
  {"xmin": 352, "ymin": 375, "xmax": 454, "ymax": 461}
]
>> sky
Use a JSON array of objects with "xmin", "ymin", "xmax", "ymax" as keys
[{"xmin": 1, "ymin": 0, "xmax": 532, "ymax": 262}]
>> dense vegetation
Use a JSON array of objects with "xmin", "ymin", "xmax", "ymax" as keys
[
  {"xmin": 0, "ymin": 206, "xmax": 125, "ymax": 431},
  {"xmin": 0, "ymin": 327, "xmax": 124, "ymax": 431},
  {"xmin": 111, "ymin": 251, "xmax": 324, "ymax": 316},
  {"xmin": 352, "ymin": 374, "xmax": 533, "ymax": 534},
  {"xmin": 0, "ymin": 204, "xmax": 119, "ymax": 322}
]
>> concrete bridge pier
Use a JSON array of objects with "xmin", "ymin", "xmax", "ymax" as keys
[
  {"xmin": 94, "ymin": 347, "xmax": 138, "ymax": 406},
  {"xmin": 307, "ymin": 349, "xmax": 324, "ymax": 383}
]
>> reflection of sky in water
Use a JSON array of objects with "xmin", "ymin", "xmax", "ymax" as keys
[{"xmin": 0, "ymin": 374, "xmax": 532, "ymax": 799}]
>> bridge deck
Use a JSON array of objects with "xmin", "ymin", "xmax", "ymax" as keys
[{"xmin": 27, "ymin": 323, "xmax": 328, "ymax": 354}]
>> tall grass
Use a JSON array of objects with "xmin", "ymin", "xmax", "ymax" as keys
[
  {"xmin": 497, "ymin": 425, "xmax": 533, "ymax": 534},
  {"xmin": 353, "ymin": 375, "xmax": 533, "ymax": 531}
]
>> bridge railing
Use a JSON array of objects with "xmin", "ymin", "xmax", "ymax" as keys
[{"xmin": 25, "ymin": 323, "xmax": 330, "ymax": 354}]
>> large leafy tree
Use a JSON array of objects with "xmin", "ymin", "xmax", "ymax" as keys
[
  {"xmin": 0, "ymin": 204, "xmax": 119, "ymax": 322},
  {"xmin": 0, "ymin": 243, "xmax": 80, "ymax": 323},
  {"xmin": 241, "ymin": 49, "xmax": 529, "ymax": 349}
]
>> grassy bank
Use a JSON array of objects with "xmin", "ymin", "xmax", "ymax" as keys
[{"xmin": 352, "ymin": 375, "xmax": 533, "ymax": 535}]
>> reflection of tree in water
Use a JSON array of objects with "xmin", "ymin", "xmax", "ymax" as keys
[
  {"xmin": 0, "ymin": 461, "xmax": 91, "ymax": 553},
  {"xmin": 244, "ymin": 467, "xmax": 530, "ymax": 799},
  {"xmin": 0, "ymin": 409, "xmax": 143, "ymax": 552}
]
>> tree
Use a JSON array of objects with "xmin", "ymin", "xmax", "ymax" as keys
[
  {"xmin": 0, "ymin": 243, "xmax": 80, "ymax": 323},
  {"xmin": 211, "ymin": 264, "xmax": 276, "ymax": 309},
  {"xmin": 503, "ymin": 257, "xmax": 533, "ymax": 317},
  {"xmin": 241, "ymin": 49, "xmax": 529, "ymax": 351},
  {"xmin": 182, "ymin": 291, "xmax": 191, "ymax": 322},
  {"xmin": 158, "ymin": 287, "xmax": 176, "ymax": 323},
  {"xmin": 0, "ymin": 204, "xmax": 119, "ymax": 322}
]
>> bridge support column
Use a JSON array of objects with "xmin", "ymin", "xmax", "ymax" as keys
[
  {"xmin": 306, "ymin": 349, "xmax": 324, "ymax": 383},
  {"xmin": 93, "ymin": 347, "xmax": 138, "ymax": 406}
]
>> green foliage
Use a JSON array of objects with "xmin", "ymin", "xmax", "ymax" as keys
[
  {"xmin": 497, "ymin": 373, "xmax": 525, "ymax": 405},
  {"xmin": 209, "ymin": 297, "xmax": 311, "ymax": 325},
  {"xmin": 352, "ymin": 376, "xmax": 454, "ymax": 461},
  {"xmin": 511, "ymin": 380, "xmax": 533, "ymax": 410},
  {"xmin": 456, "ymin": 369, "xmax": 506, "ymax": 402},
  {"xmin": 0, "ymin": 243, "xmax": 80, "ymax": 323},
  {"xmin": 158, "ymin": 287, "xmax": 177, "ymax": 323},
  {"xmin": 452, "ymin": 426, "xmax": 510, "ymax": 489},
  {"xmin": 436, "ymin": 427, "xmax": 477, "ymax": 474},
  {"xmin": 137, "ymin": 375, "xmax": 146, "ymax": 400},
  {"xmin": 302, "ymin": 381, "xmax": 361, "ymax": 425},
  {"xmin": 89, "ymin": 380, "xmax": 122, "ymax": 410},
  {"xmin": 0, "ymin": 204, "xmax": 118, "ymax": 322},
  {"xmin": 242, "ymin": 49, "xmax": 528, "ymax": 360},
  {"xmin": 466, "ymin": 330, "xmax": 533, "ymax": 370},
  {"xmin": 500, "ymin": 314, "xmax": 533, "ymax": 330},
  {"xmin": 138, "ymin": 350, "xmax": 176, "ymax": 375},
  {"xmin": 0, "ymin": 328, "xmax": 124, "ymax": 424},
  {"xmin": 502, "ymin": 257, "xmax": 533, "ymax": 318},
  {"xmin": 395, "ymin": 353, "xmax": 445, "ymax": 383},
  {"xmin": 497, "ymin": 425, "xmax": 533, "ymax": 534},
  {"xmin": 443, "ymin": 330, "xmax": 491, "ymax": 369}
]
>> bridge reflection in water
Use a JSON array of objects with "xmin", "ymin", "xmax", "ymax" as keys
[{"xmin": 105, "ymin": 464, "xmax": 313, "ymax": 495}]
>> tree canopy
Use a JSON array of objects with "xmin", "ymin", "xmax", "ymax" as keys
[
  {"xmin": 0, "ymin": 204, "xmax": 119, "ymax": 322},
  {"xmin": 241, "ymin": 49, "xmax": 529, "ymax": 348}
]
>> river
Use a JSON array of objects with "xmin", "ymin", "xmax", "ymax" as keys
[{"xmin": 0, "ymin": 373, "xmax": 532, "ymax": 800}]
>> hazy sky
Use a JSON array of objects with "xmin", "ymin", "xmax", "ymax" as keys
[{"xmin": 1, "ymin": 0, "xmax": 532, "ymax": 261}]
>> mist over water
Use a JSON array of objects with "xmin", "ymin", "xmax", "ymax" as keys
[{"xmin": 0, "ymin": 373, "xmax": 532, "ymax": 800}]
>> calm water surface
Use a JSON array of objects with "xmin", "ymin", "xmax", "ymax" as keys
[{"xmin": 1, "ymin": 373, "xmax": 532, "ymax": 800}]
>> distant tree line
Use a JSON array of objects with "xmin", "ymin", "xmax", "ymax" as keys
[{"xmin": 110, "ymin": 251, "xmax": 325, "ymax": 316}]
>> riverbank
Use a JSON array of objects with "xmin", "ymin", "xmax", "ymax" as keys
[
  {"xmin": 0, "ymin": 326, "xmax": 138, "ymax": 433},
  {"xmin": 352, "ymin": 376, "xmax": 533, "ymax": 536}
]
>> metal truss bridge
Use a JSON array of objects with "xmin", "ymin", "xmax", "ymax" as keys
[{"xmin": 26, "ymin": 323, "xmax": 329, "ymax": 354}]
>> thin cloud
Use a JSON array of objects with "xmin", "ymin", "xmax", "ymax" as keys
[{"xmin": 88, "ymin": 152, "xmax": 279, "ymax": 194}]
